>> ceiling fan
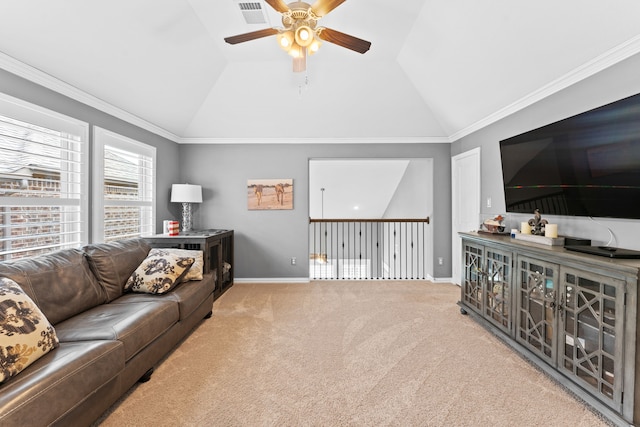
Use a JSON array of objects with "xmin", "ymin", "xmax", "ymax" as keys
[{"xmin": 224, "ymin": 0, "xmax": 371, "ymax": 72}]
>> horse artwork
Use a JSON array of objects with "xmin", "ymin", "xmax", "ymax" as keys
[
  {"xmin": 254, "ymin": 184, "xmax": 264, "ymax": 206},
  {"xmin": 274, "ymin": 183, "xmax": 285, "ymax": 205},
  {"xmin": 247, "ymin": 179, "xmax": 293, "ymax": 210}
]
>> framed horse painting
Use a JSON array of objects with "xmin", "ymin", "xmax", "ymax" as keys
[{"xmin": 247, "ymin": 179, "xmax": 293, "ymax": 210}]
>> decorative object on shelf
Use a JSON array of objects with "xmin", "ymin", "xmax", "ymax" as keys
[
  {"xmin": 169, "ymin": 221, "xmax": 179, "ymax": 236},
  {"xmin": 515, "ymin": 210, "xmax": 564, "ymax": 245},
  {"xmin": 514, "ymin": 232, "xmax": 565, "ymax": 246},
  {"xmin": 247, "ymin": 179, "xmax": 293, "ymax": 210},
  {"xmin": 527, "ymin": 209, "xmax": 548, "ymax": 235},
  {"xmin": 545, "ymin": 223, "xmax": 558, "ymax": 238},
  {"xmin": 163, "ymin": 220, "xmax": 179, "ymax": 236},
  {"xmin": 481, "ymin": 214, "xmax": 506, "ymax": 233},
  {"xmin": 171, "ymin": 184, "xmax": 203, "ymax": 232}
]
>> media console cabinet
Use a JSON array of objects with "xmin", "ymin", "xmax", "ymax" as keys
[{"xmin": 459, "ymin": 231, "xmax": 640, "ymax": 426}]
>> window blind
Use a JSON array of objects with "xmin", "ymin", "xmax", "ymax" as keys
[
  {"xmin": 0, "ymin": 99, "xmax": 88, "ymax": 261},
  {"xmin": 94, "ymin": 128, "xmax": 155, "ymax": 243}
]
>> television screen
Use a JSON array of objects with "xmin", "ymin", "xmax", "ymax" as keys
[{"xmin": 500, "ymin": 92, "xmax": 640, "ymax": 219}]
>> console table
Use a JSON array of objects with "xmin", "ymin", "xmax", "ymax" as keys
[
  {"xmin": 145, "ymin": 229, "xmax": 233, "ymax": 299},
  {"xmin": 459, "ymin": 231, "xmax": 640, "ymax": 426}
]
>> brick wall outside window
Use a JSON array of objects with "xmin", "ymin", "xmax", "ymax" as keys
[{"xmin": 0, "ymin": 178, "xmax": 139, "ymax": 260}]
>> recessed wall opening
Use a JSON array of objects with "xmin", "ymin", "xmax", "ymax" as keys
[{"xmin": 308, "ymin": 158, "xmax": 434, "ymax": 280}]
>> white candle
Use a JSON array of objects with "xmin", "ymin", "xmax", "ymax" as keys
[
  {"xmin": 545, "ymin": 224, "xmax": 558, "ymax": 238},
  {"xmin": 521, "ymin": 222, "xmax": 531, "ymax": 235}
]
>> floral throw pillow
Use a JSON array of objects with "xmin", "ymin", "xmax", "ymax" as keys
[
  {"xmin": 148, "ymin": 248, "xmax": 203, "ymax": 281},
  {"xmin": 124, "ymin": 253, "xmax": 195, "ymax": 295},
  {"xmin": 0, "ymin": 277, "xmax": 59, "ymax": 383}
]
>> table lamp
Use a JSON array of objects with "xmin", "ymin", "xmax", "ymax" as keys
[{"xmin": 170, "ymin": 183, "xmax": 202, "ymax": 232}]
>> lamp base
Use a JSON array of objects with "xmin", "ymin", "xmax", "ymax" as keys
[{"xmin": 181, "ymin": 202, "xmax": 193, "ymax": 232}]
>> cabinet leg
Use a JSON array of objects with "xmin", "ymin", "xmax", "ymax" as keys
[{"xmin": 460, "ymin": 307, "xmax": 468, "ymax": 315}]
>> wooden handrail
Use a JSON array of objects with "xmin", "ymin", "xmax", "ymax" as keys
[{"xmin": 309, "ymin": 217, "xmax": 429, "ymax": 224}]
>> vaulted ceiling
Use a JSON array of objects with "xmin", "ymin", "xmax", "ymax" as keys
[{"xmin": 1, "ymin": 0, "xmax": 640, "ymax": 143}]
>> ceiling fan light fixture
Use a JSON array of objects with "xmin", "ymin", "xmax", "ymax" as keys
[
  {"xmin": 277, "ymin": 31, "xmax": 294, "ymax": 50},
  {"xmin": 224, "ymin": 0, "xmax": 371, "ymax": 74},
  {"xmin": 295, "ymin": 25, "xmax": 314, "ymax": 47},
  {"xmin": 308, "ymin": 38, "xmax": 321, "ymax": 55},
  {"xmin": 288, "ymin": 43, "xmax": 304, "ymax": 58}
]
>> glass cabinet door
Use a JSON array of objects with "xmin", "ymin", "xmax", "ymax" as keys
[
  {"xmin": 462, "ymin": 241, "xmax": 484, "ymax": 314},
  {"xmin": 483, "ymin": 247, "xmax": 512, "ymax": 334},
  {"xmin": 560, "ymin": 267, "xmax": 625, "ymax": 411},
  {"xmin": 516, "ymin": 256, "xmax": 559, "ymax": 365}
]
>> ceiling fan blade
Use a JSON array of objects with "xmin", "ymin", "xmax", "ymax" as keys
[
  {"xmin": 264, "ymin": 0, "xmax": 290, "ymax": 13},
  {"xmin": 311, "ymin": 0, "xmax": 347, "ymax": 17},
  {"xmin": 316, "ymin": 27, "xmax": 371, "ymax": 54},
  {"xmin": 224, "ymin": 28, "xmax": 279, "ymax": 45}
]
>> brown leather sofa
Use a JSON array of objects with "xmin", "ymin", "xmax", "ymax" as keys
[{"xmin": 0, "ymin": 238, "xmax": 215, "ymax": 426}]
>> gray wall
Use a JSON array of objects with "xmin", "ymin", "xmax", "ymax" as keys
[
  {"xmin": 383, "ymin": 159, "xmax": 433, "ymax": 218},
  {"xmin": 7, "ymin": 46, "xmax": 639, "ymax": 279},
  {"xmin": 0, "ymin": 69, "xmax": 180, "ymax": 237},
  {"xmin": 0, "ymin": 67, "xmax": 451, "ymax": 279},
  {"xmin": 178, "ymin": 143, "xmax": 451, "ymax": 280},
  {"xmin": 451, "ymin": 53, "xmax": 640, "ymax": 250}
]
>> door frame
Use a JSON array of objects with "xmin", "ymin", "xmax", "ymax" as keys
[{"xmin": 451, "ymin": 147, "xmax": 481, "ymax": 286}]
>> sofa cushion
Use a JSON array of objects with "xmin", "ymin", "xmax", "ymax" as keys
[
  {"xmin": 0, "ymin": 249, "xmax": 106, "ymax": 325},
  {"xmin": 148, "ymin": 248, "xmax": 204, "ymax": 281},
  {"xmin": 113, "ymin": 273, "xmax": 215, "ymax": 321},
  {"xmin": 83, "ymin": 238, "xmax": 151, "ymax": 302},
  {"xmin": 0, "ymin": 278, "xmax": 59, "ymax": 383},
  {"xmin": 54, "ymin": 300, "xmax": 179, "ymax": 361},
  {"xmin": 0, "ymin": 340, "xmax": 123, "ymax": 426},
  {"xmin": 125, "ymin": 252, "xmax": 194, "ymax": 295}
]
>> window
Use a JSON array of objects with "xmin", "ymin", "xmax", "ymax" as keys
[
  {"xmin": 0, "ymin": 94, "xmax": 88, "ymax": 261},
  {"xmin": 93, "ymin": 127, "xmax": 155, "ymax": 243}
]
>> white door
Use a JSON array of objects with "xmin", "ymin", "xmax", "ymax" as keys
[{"xmin": 451, "ymin": 148, "xmax": 481, "ymax": 285}]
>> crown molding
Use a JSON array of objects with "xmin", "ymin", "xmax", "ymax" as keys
[
  {"xmin": 0, "ymin": 51, "xmax": 180, "ymax": 143},
  {"xmin": 449, "ymin": 34, "xmax": 640, "ymax": 142},
  {"xmin": 178, "ymin": 136, "xmax": 452, "ymax": 144}
]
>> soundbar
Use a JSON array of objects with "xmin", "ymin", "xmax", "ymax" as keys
[{"xmin": 565, "ymin": 245, "xmax": 640, "ymax": 259}]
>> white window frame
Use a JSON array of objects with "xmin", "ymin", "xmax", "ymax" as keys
[
  {"xmin": 92, "ymin": 127, "xmax": 156, "ymax": 243},
  {"xmin": 0, "ymin": 92, "xmax": 89, "ymax": 259}
]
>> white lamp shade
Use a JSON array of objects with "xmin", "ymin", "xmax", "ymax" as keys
[{"xmin": 171, "ymin": 184, "xmax": 202, "ymax": 203}]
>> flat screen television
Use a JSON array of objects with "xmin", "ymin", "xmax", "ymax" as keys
[{"xmin": 499, "ymin": 92, "xmax": 640, "ymax": 220}]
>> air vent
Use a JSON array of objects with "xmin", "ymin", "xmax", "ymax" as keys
[{"xmin": 238, "ymin": 2, "xmax": 267, "ymax": 24}]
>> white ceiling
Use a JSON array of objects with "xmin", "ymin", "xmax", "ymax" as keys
[{"xmin": 1, "ymin": 0, "xmax": 640, "ymax": 143}]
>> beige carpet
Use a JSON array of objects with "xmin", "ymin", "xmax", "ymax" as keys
[{"xmin": 95, "ymin": 281, "xmax": 610, "ymax": 426}]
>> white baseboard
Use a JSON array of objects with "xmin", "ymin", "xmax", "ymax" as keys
[
  {"xmin": 234, "ymin": 278, "xmax": 311, "ymax": 284},
  {"xmin": 235, "ymin": 277, "xmax": 455, "ymax": 284},
  {"xmin": 427, "ymin": 275, "xmax": 455, "ymax": 284}
]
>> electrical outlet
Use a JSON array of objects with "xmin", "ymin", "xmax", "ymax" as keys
[
  {"xmin": 486, "ymin": 197, "xmax": 492, "ymax": 208},
  {"xmin": 291, "ymin": 257, "xmax": 296, "ymax": 265},
  {"xmin": 438, "ymin": 257, "xmax": 444, "ymax": 266}
]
